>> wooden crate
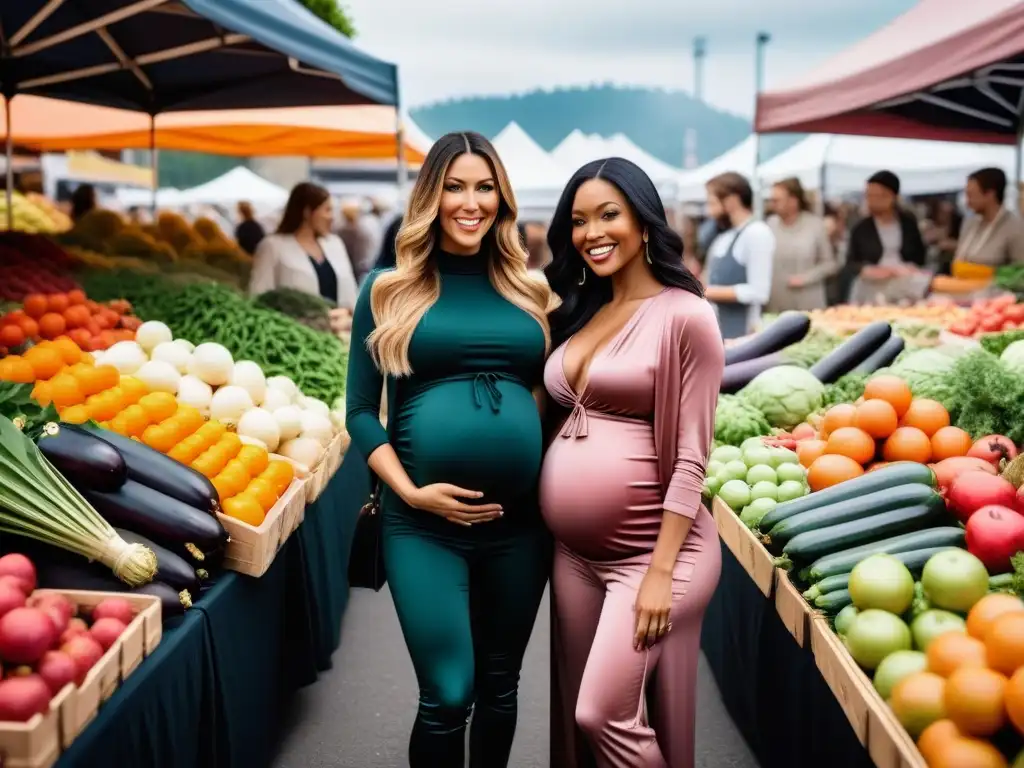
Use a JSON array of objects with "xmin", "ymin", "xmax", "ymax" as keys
[
  {"xmin": 3, "ymin": 590, "xmax": 165, "ymax": 754},
  {"xmin": 0, "ymin": 684, "xmax": 74, "ymax": 768},
  {"xmin": 774, "ymin": 569, "xmax": 814, "ymax": 647},
  {"xmin": 711, "ymin": 497, "xmax": 775, "ymax": 597},
  {"xmin": 810, "ymin": 616, "xmax": 870, "ymax": 745},
  {"xmin": 218, "ymin": 477, "xmax": 307, "ymax": 577},
  {"xmin": 303, "ymin": 430, "xmax": 349, "ymax": 504}
]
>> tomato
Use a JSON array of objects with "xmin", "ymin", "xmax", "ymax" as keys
[
  {"xmin": 979, "ymin": 315, "xmax": 1004, "ymax": 333},
  {"xmin": 1004, "ymin": 304, "xmax": 1024, "ymax": 323},
  {"xmin": 949, "ymin": 320, "xmax": 977, "ymax": 336}
]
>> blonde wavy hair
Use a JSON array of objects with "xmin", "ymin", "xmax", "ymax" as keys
[{"xmin": 368, "ymin": 131, "xmax": 551, "ymax": 376}]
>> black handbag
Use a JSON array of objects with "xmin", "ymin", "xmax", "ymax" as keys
[{"xmin": 348, "ymin": 477, "xmax": 385, "ymax": 591}]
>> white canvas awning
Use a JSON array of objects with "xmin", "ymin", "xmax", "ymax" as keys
[
  {"xmin": 676, "ymin": 136, "xmax": 758, "ymax": 202},
  {"xmin": 177, "ymin": 166, "xmax": 289, "ymax": 207}
]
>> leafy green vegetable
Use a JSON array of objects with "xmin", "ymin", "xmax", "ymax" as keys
[
  {"xmin": 944, "ymin": 350, "xmax": 1024, "ymax": 445},
  {"xmin": 739, "ymin": 365, "xmax": 825, "ymax": 430},
  {"xmin": 980, "ymin": 329, "xmax": 1024, "ymax": 357},
  {"xmin": 821, "ymin": 372, "xmax": 869, "ymax": 407},
  {"xmin": 0, "ymin": 382, "xmax": 59, "ymax": 439},
  {"xmin": 888, "ymin": 348, "xmax": 961, "ymax": 407},
  {"xmin": 714, "ymin": 394, "xmax": 771, "ymax": 446},
  {"xmin": 254, "ymin": 288, "xmax": 335, "ymax": 333},
  {"xmin": 780, "ymin": 326, "xmax": 842, "ymax": 368}
]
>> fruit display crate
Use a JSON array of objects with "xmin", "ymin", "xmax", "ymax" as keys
[
  {"xmin": 712, "ymin": 497, "xmax": 775, "ymax": 597},
  {"xmin": 810, "ymin": 616, "xmax": 926, "ymax": 768},
  {"xmin": 218, "ymin": 475, "xmax": 307, "ymax": 578},
  {"xmin": 304, "ymin": 430, "xmax": 349, "ymax": 504},
  {"xmin": 0, "ymin": 589, "xmax": 162, "ymax": 768},
  {"xmin": 774, "ymin": 568, "xmax": 814, "ymax": 648}
]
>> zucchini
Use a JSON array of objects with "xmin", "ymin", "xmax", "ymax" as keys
[
  {"xmin": 81, "ymin": 479, "xmax": 228, "ymax": 557},
  {"xmin": 804, "ymin": 573, "xmax": 850, "ymax": 601},
  {"xmin": 724, "ymin": 312, "xmax": 811, "ymax": 366},
  {"xmin": 76, "ymin": 424, "xmax": 220, "ymax": 514},
  {"xmin": 757, "ymin": 462, "xmax": 936, "ymax": 531},
  {"xmin": 815, "ymin": 589, "xmax": 853, "ymax": 614},
  {"xmin": 114, "ymin": 528, "xmax": 202, "ymax": 595},
  {"xmin": 853, "ymin": 335, "xmax": 905, "ymax": 374},
  {"xmin": 782, "ymin": 503, "xmax": 943, "ymax": 563},
  {"xmin": 721, "ymin": 353, "xmax": 787, "ymax": 394},
  {"xmin": 37, "ymin": 423, "xmax": 127, "ymax": 492},
  {"xmin": 809, "ymin": 321, "xmax": 892, "ymax": 383},
  {"xmin": 764, "ymin": 484, "xmax": 942, "ymax": 550},
  {"xmin": 802, "ymin": 528, "xmax": 966, "ymax": 582}
]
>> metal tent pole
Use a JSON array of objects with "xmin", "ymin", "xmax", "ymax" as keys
[
  {"xmin": 752, "ymin": 32, "xmax": 771, "ymax": 218},
  {"xmin": 149, "ymin": 115, "xmax": 158, "ymax": 217}
]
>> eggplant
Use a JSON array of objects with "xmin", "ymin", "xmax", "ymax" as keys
[
  {"xmin": 31, "ymin": 558, "xmax": 191, "ymax": 618},
  {"xmin": 75, "ymin": 424, "xmax": 219, "ymax": 514},
  {"xmin": 37, "ymin": 423, "xmax": 127, "ymax": 492},
  {"xmin": 114, "ymin": 528, "xmax": 202, "ymax": 594},
  {"xmin": 853, "ymin": 334, "xmax": 905, "ymax": 374},
  {"xmin": 721, "ymin": 353, "xmax": 787, "ymax": 394},
  {"xmin": 809, "ymin": 322, "xmax": 892, "ymax": 384},
  {"xmin": 724, "ymin": 312, "xmax": 811, "ymax": 366},
  {"xmin": 81, "ymin": 480, "xmax": 228, "ymax": 558}
]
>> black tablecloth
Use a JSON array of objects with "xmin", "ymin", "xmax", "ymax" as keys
[{"xmin": 701, "ymin": 539, "xmax": 874, "ymax": 768}]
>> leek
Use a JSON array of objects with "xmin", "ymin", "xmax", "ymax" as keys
[{"xmin": 0, "ymin": 416, "xmax": 157, "ymax": 586}]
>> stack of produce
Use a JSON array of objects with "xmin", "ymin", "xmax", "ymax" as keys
[
  {"xmin": 79, "ymin": 277, "xmax": 349, "ymax": 406},
  {"xmin": 806, "ymin": 302, "xmax": 968, "ymax": 334},
  {"xmin": 946, "ymin": 294, "xmax": 1024, "ymax": 338},
  {"xmin": 0, "ymin": 291, "xmax": 140, "ymax": 357},
  {"xmin": 703, "ymin": 438, "xmax": 810, "ymax": 528},
  {"xmin": 995, "ymin": 264, "xmax": 1024, "ymax": 296},
  {"xmin": 253, "ymin": 288, "xmax": 336, "ymax": 334},
  {"xmin": 0, "ymin": 552, "xmax": 144, "ymax": 721},
  {"xmin": 0, "ymin": 241, "xmax": 79, "ymax": 303},
  {"xmin": 0, "ymin": 192, "xmax": 71, "ymax": 234}
]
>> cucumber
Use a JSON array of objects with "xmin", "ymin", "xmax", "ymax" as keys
[
  {"xmin": 757, "ymin": 461, "xmax": 936, "ymax": 532},
  {"xmin": 804, "ymin": 573, "xmax": 850, "ymax": 601},
  {"xmin": 815, "ymin": 589, "xmax": 853, "ymax": 614},
  {"xmin": 802, "ymin": 528, "xmax": 966, "ymax": 582},
  {"xmin": 782, "ymin": 503, "xmax": 943, "ymax": 564},
  {"xmin": 764, "ymin": 484, "xmax": 941, "ymax": 551}
]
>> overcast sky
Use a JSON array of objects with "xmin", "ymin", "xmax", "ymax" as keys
[{"xmin": 340, "ymin": 0, "xmax": 919, "ymax": 115}]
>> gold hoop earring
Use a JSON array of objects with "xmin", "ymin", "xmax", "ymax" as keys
[
  {"xmin": 578, "ymin": 268, "xmax": 587, "ymax": 286},
  {"xmin": 646, "ymin": 242, "xmax": 652, "ymax": 265}
]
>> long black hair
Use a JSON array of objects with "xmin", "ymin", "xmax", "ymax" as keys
[{"xmin": 545, "ymin": 157, "xmax": 704, "ymax": 348}]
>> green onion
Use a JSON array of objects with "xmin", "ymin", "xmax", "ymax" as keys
[{"xmin": 0, "ymin": 417, "xmax": 157, "ymax": 586}]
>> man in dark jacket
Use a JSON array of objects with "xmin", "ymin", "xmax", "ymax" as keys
[{"xmin": 840, "ymin": 170, "xmax": 927, "ymax": 303}]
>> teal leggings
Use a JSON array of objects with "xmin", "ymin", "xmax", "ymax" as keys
[{"xmin": 383, "ymin": 510, "xmax": 550, "ymax": 768}]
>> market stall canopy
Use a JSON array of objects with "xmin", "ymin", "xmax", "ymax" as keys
[
  {"xmin": 491, "ymin": 122, "xmax": 569, "ymax": 198},
  {"xmin": 551, "ymin": 130, "xmax": 680, "ymax": 201},
  {"xmin": 757, "ymin": 133, "xmax": 1020, "ymax": 197},
  {"xmin": 1, "ymin": 96, "xmax": 426, "ymax": 162},
  {"xmin": 175, "ymin": 167, "xmax": 289, "ymax": 207},
  {"xmin": 599, "ymin": 134, "xmax": 682, "ymax": 186},
  {"xmin": 115, "ymin": 186, "xmax": 185, "ymax": 208},
  {"xmin": 0, "ymin": 0, "xmax": 398, "ymax": 111},
  {"xmin": 676, "ymin": 136, "xmax": 758, "ymax": 202},
  {"xmin": 755, "ymin": 0, "xmax": 1024, "ymax": 143}
]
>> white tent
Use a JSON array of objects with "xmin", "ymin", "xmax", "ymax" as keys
[
  {"xmin": 550, "ymin": 130, "xmax": 680, "ymax": 201},
  {"xmin": 402, "ymin": 117, "xmax": 435, "ymax": 156},
  {"xmin": 177, "ymin": 167, "xmax": 289, "ymax": 208},
  {"xmin": 600, "ymin": 134, "xmax": 682, "ymax": 186},
  {"xmin": 115, "ymin": 187, "xmax": 185, "ymax": 208},
  {"xmin": 551, "ymin": 129, "xmax": 605, "ymax": 171},
  {"xmin": 491, "ymin": 122, "xmax": 569, "ymax": 217},
  {"xmin": 757, "ymin": 134, "xmax": 1019, "ymax": 197},
  {"xmin": 675, "ymin": 136, "xmax": 758, "ymax": 202}
]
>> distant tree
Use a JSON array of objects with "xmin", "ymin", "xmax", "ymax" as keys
[{"xmin": 296, "ymin": 0, "xmax": 356, "ymax": 37}]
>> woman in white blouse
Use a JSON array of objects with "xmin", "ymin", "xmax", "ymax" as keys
[{"xmin": 249, "ymin": 182, "xmax": 358, "ymax": 333}]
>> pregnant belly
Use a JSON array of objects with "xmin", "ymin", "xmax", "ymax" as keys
[
  {"xmin": 396, "ymin": 377, "xmax": 542, "ymax": 501},
  {"xmin": 540, "ymin": 413, "xmax": 662, "ymax": 560}
]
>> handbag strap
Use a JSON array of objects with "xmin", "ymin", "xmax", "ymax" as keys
[{"xmin": 364, "ymin": 375, "xmax": 399, "ymax": 513}]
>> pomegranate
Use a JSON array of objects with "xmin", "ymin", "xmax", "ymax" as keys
[
  {"xmin": 0, "ymin": 608, "xmax": 56, "ymax": 664},
  {"xmin": 965, "ymin": 505, "xmax": 1024, "ymax": 573},
  {"xmin": 91, "ymin": 598, "xmax": 133, "ymax": 626},
  {"xmin": 946, "ymin": 471, "xmax": 1018, "ymax": 523},
  {"xmin": 59, "ymin": 618, "xmax": 89, "ymax": 646},
  {"xmin": 60, "ymin": 635, "xmax": 104, "ymax": 686},
  {"xmin": 0, "ymin": 555, "xmax": 36, "ymax": 596},
  {"xmin": 0, "ymin": 581, "xmax": 27, "ymax": 620},
  {"xmin": 967, "ymin": 435, "xmax": 1019, "ymax": 469},
  {"xmin": 930, "ymin": 457, "xmax": 997, "ymax": 490},
  {"xmin": 89, "ymin": 618, "xmax": 126, "ymax": 652},
  {"xmin": 36, "ymin": 651, "xmax": 78, "ymax": 694},
  {"xmin": 0, "ymin": 675, "xmax": 51, "ymax": 722}
]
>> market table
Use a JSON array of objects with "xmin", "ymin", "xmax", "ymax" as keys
[{"xmin": 701, "ymin": 538, "xmax": 875, "ymax": 768}]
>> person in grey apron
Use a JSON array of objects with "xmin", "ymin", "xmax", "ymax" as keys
[{"xmin": 707, "ymin": 223, "xmax": 753, "ymax": 339}]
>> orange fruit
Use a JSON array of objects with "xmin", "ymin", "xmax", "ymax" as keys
[
  {"xmin": 863, "ymin": 375, "xmax": 913, "ymax": 418},
  {"xmin": 49, "ymin": 337, "xmax": 82, "ymax": 365},
  {"xmin": 1, "ymin": 357, "xmax": 35, "ymax": 384},
  {"xmin": 824, "ymin": 426, "xmax": 876, "ymax": 465},
  {"xmin": 882, "ymin": 426, "xmax": 932, "ymax": 464},
  {"xmin": 72, "ymin": 365, "xmax": 111, "ymax": 396},
  {"xmin": 23, "ymin": 345, "xmax": 64, "ymax": 380},
  {"xmin": 118, "ymin": 376, "xmax": 149, "ymax": 405},
  {"xmin": 37, "ymin": 312, "xmax": 66, "ymax": 340},
  {"xmin": 853, "ymin": 398, "xmax": 898, "ymax": 439},
  {"xmin": 916, "ymin": 720, "xmax": 962, "ymax": 764},
  {"xmin": 48, "ymin": 374, "xmax": 85, "ymax": 409},
  {"xmin": 237, "ymin": 445, "xmax": 270, "ymax": 477},
  {"xmin": 59, "ymin": 404, "xmax": 91, "ymax": 424},
  {"xmin": 214, "ymin": 432, "xmax": 242, "ymax": 459},
  {"xmin": 120, "ymin": 404, "xmax": 151, "ymax": 437},
  {"xmin": 928, "ymin": 632, "xmax": 988, "ymax": 678},
  {"xmin": 901, "ymin": 398, "xmax": 951, "ymax": 437},
  {"xmin": 138, "ymin": 392, "xmax": 177, "ymax": 423},
  {"xmin": 46, "ymin": 293, "xmax": 69, "ymax": 314},
  {"xmin": 944, "ymin": 667, "xmax": 1007, "ymax": 737},
  {"xmin": 822, "ymin": 404, "xmax": 858, "ymax": 436},
  {"xmin": 244, "ymin": 478, "xmax": 279, "ymax": 511},
  {"xmin": 261, "ymin": 461, "xmax": 295, "ymax": 495},
  {"xmin": 985, "ymin": 613, "xmax": 1024, "ymax": 675},
  {"xmin": 195, "ymin": 421, "xmax": 228, "ymax": 444},
  {"xmin": 931, "ymin": 426, "xmax": 974, "ymax": 461},
  {"xmin": 167, "ymin": 434, "xmax": 209, "ymax": 466},
  {"xmin": 1005, "ymin": 667, "xmax": 1024, "ymax": 734},
  {"xmin": 192, "ymin": 449, "xmax": 229, "ymax": 479},
  {"xmin": 928, "ymin": 737, "xmax": 1008, "ymax": 768},
  {"xmin": 222, "ymin": 494, "xmax": 266, "ymax": 527},
  {"xmin": 84, "ymin": 392, "xmax": 121, "ymax": 422},
  {"xmin": 890, "ymin": 671, "xmax": 947, "ymax": 738},
  {"xmin": 31, "ymin": 380, "xmax": 52, "ymax": 407},
  {"xmin": 967, "ymin": 594, "xmax": 1024, "ymax": 642},
  {"xmin": 219, "ymin": 460, "xmax": 252, "ymax": 496},
  {"xmin": 141, "ymin": 424, "xmax": 179, "ymax": 454},
  {"xmin": 797, "ymin": 439, "xmax": 828, "ymax": 468},
  {"xmin": 806, "ymin": 454, "xmax": 864, "ymax": 492},
  {"xmin": 22, "ymin": 294, "xmax": 47, "ymax": 319}
]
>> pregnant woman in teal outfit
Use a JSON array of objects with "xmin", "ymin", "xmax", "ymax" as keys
[{"xmin": 345, "ymin": 132, "xmax": 553, "ymax": 767}]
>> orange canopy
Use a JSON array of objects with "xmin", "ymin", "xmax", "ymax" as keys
[{"xmin": 2, "ymin": 95, "xmax": 426, "ymax": 163}]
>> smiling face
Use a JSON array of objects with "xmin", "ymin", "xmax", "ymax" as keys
[
  {"xmin": 570, "ymin": 178, "xmax": 645, "ymax": 278},
  {"xmin": 307, "ymin": 197, "xmax": 334, "ymax": 237},
  {"xmin": 437, "ymin": 152, "xmax": 500, "ymax": 255}
]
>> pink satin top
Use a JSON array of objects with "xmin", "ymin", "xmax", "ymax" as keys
[{"xmin": 539, "ymin": 288, "xmax": 725, "ymax": 560}]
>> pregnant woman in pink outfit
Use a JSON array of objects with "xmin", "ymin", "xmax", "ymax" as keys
[{"xmin": 541, "ymin": 157, "xmax": 725, "ymax": 768}]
